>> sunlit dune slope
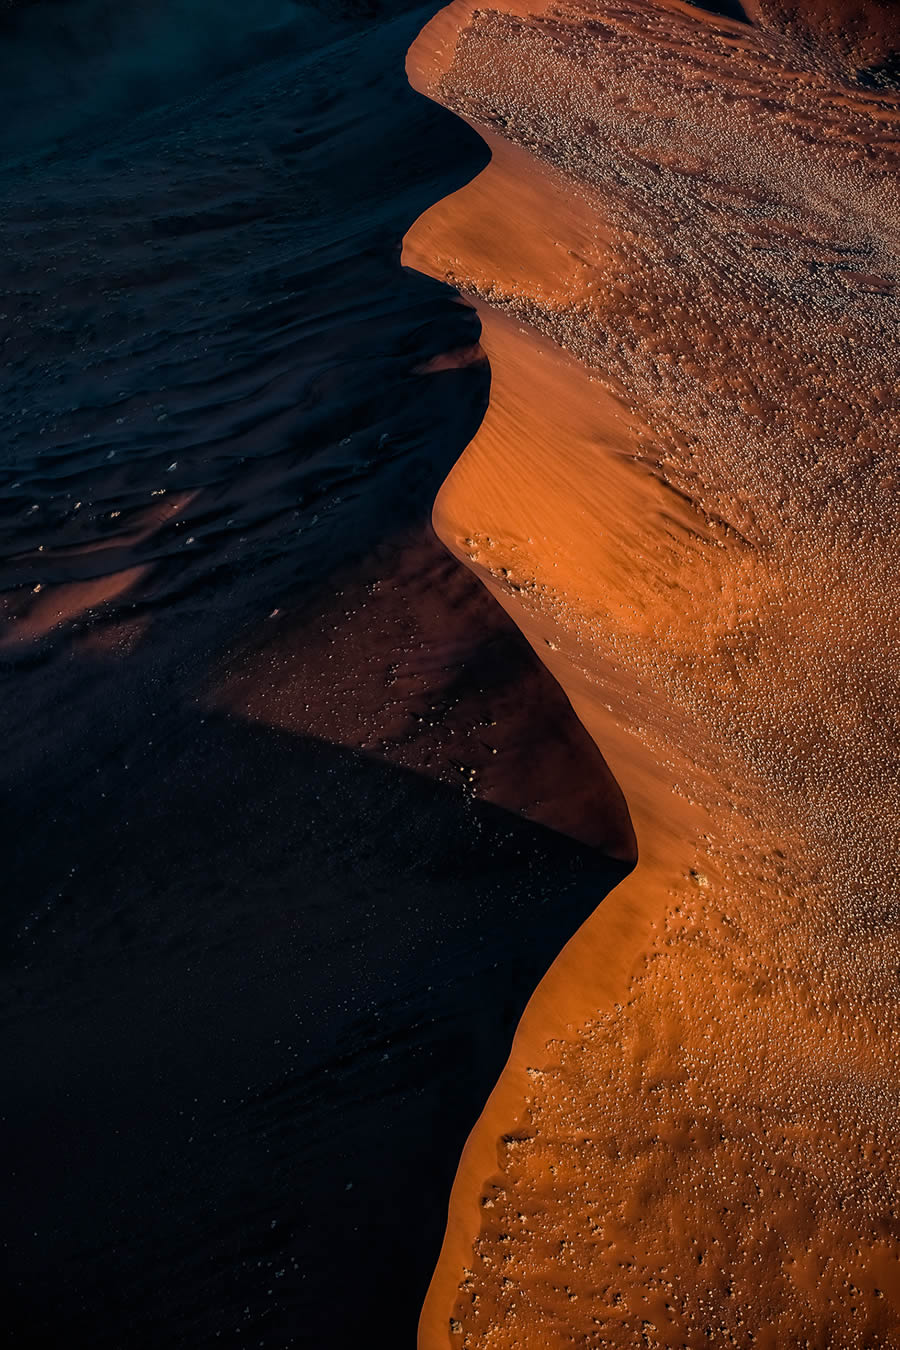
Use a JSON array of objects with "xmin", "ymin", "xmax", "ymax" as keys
[{"xmin": 404, "ymin": 0, "xmax": 900, "ymax": 1345}]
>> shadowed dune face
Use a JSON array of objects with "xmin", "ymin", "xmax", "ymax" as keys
[
  {"xmin": 0, "ymin": 4, "xmax": 636, "ymax": 1346},
  {"xmin": 5, "ymin": 701, "xmax": 628, "ymax": 1348},
  {"xmin": 405, "ymin": 0, "xmax": 900, "ymax": 1344},
  {"xmin": 0, "ymin": 0, "xmax": 443, "ymax": 149}
]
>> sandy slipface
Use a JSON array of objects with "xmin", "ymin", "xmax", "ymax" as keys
[
  {"xmin": 0, "ymin": 5, "xmax": 646, "ymax": 1340},
  {"xmin": 405, "ymin": 0, "xmax": 900, "ymax": 1344},
  {"xmin": 0, "ymin": 8, "xmax": 620, "ymax": 1342}
]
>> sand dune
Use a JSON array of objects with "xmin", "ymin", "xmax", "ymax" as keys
[
  {"xmin": 405, "ymin": 0, "xmax": 900, "ymax": 1343},
  {"xmin": 1, "ymin": 9, "xmax": 634, "ymax": 1343},
  {"xmin": 5, "ymin": 0, "xmax": 899, "ymax": 1341}
]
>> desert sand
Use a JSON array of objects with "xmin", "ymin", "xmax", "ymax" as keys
[
  {"xmin": 0, "ymin": 5, "xmax": 634, "ymax": 1344},
  {"xmin": 405, "ymin": 0, "xmax": 900, "ymax": 1345},
  {"xmin": 4, "ymin": 0, "xmax": 900, "ymax": 1344}
]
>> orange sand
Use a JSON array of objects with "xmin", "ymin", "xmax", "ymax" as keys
[{"xmin": 405, "ymin": 0, "xmax": 900, "ymax": 1344}]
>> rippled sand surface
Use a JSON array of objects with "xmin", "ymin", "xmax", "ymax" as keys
[{"xmin": 405, "ymin": 1, "xmax": 900, "ymax": 1344}]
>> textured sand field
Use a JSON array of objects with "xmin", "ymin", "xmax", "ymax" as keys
[{"xmin": 405, "ymin": 0, "xmax": 900, "ymax": 1344}]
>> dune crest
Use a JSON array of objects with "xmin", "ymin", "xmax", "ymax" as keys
[{"xmin": 404, "ymin": 0, "xmax": 900, "ymax": 1345}]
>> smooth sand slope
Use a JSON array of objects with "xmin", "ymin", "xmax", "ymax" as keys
[{"xmin": 405, "ymin": 0, "xmax": 900, "ymax": 1344}]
